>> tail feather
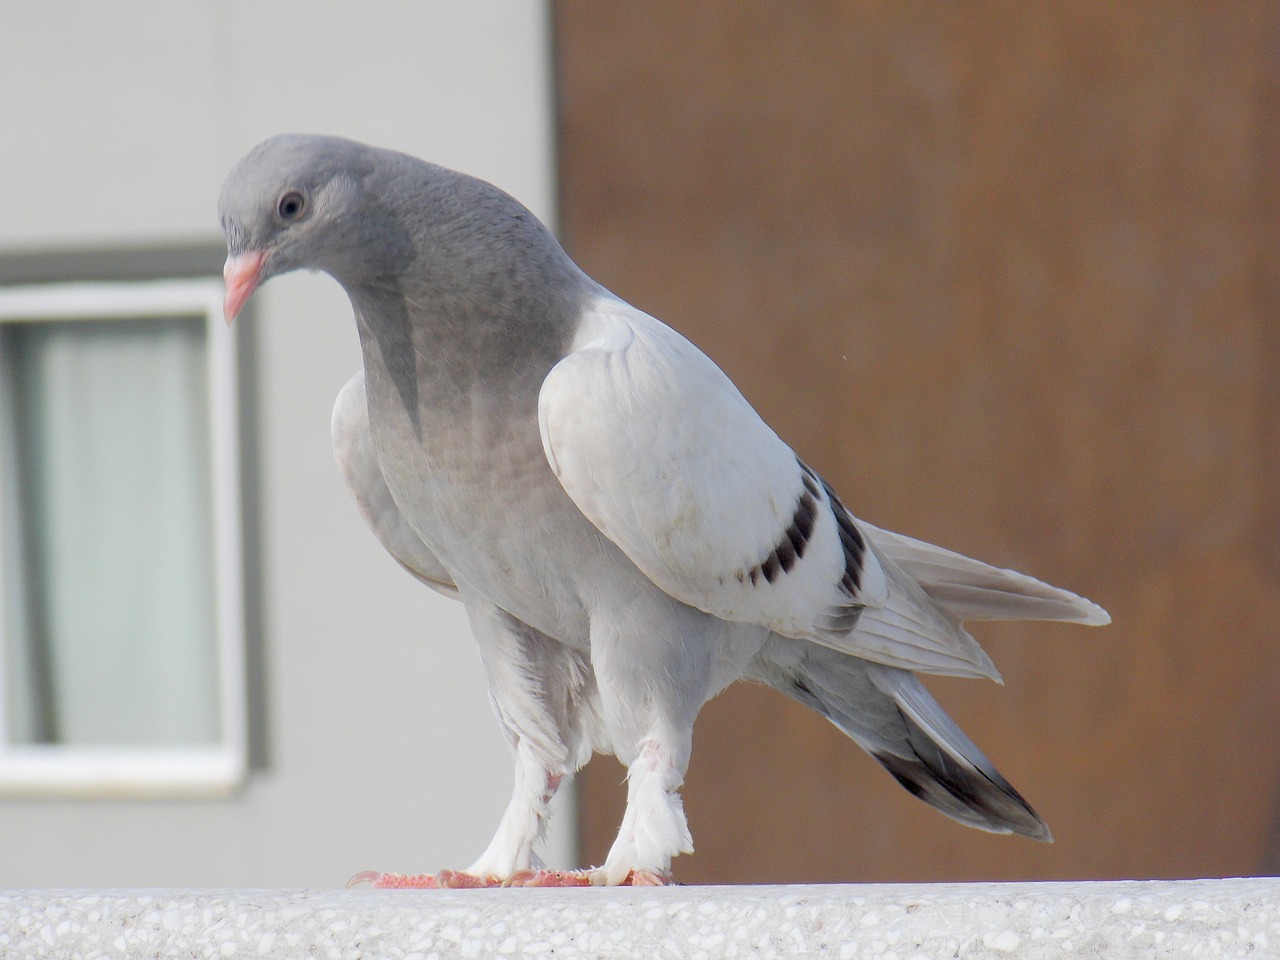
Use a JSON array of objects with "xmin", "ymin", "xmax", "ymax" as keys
[
  {"xmin": 861, "ymin": 522, "xmax": 1110, "ymax": 626},
  {"xmin": 751, "ymin": 520, "xmax": 1106, "ymax": 840},
  {"xmin": 868, "ymin": 664, "xmax": 1051, "ymax": 840},
  {"xmin": 763, "ymin": 639, "xmax": 1051, "ymax": 841}
]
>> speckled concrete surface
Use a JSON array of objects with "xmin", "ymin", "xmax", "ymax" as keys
[{"xmin": 1, "ymin": 878, "xmax": 1275, "ymax": 959}]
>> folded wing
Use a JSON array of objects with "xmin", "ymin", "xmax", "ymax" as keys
[{"xmin": 538, "ymin": 297, "xmax": 1013, "ymax": 679}]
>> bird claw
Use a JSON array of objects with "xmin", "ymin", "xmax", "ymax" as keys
[
  {"xmin": 620, "ymin": 868, "xmax": 673, "ymax": 886},
  {"xmin": 347, "ymin": 870, "xmax": 385, "ymax": 888}
]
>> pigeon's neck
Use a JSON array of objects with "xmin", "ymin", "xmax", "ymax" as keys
[{"xmin": 345, "ymin": 271, "xmax": 586, "ymax": 437}]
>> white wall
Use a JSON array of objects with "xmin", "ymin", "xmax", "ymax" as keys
[{"xmin": 0, "ymin": 0, "xmax": 568, "ymax": 886}]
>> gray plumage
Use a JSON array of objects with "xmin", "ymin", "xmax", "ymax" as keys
[{"xmin": 220, "ymin": 134, "xmax": 1108, "ymax": 884}]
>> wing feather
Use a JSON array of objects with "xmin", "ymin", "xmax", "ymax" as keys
[{"xmin": 332, "ymin": 371, "xmax": 459, "ymax": 598}]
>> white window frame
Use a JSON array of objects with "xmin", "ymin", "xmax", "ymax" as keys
[{"xmin": 0, "ymin": 278, "xmax": 246, "ymax": 797}]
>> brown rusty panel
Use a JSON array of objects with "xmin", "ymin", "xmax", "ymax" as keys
[{"xmin": 559, "ymin": 3, "xmax": 1280, "ymax": 881}]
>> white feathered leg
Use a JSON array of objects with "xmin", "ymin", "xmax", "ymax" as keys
[
  {"xmin": 357, "ymin": 600, "xmax": 600, "ymax": 890},
  {"xmin": 462, "ymin": 598, "xmax": 596, "ymax": 880},
  {"xmin": 591, "ymin": 594, "xmax": 721, "ymax": 885},
  {"xmin": 465, "ymin": 744, "xmax": 563, "ymax": 878},
  {"xmin": 600, "ymin": 726, "xmax": 695, "ymax": 885}
]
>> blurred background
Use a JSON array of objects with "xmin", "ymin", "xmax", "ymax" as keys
[{"xmin": 0, "ymin": 2, "xmax": 1274, "ymax": 886}]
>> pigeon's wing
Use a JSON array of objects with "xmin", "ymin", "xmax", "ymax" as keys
[
  {"xmin": 332, "ymin": 371, "xmax": 459, "ymax": 598},
  {"xmin": 539, "ymin": 297, "xmax": 999, "ymax": 679}
]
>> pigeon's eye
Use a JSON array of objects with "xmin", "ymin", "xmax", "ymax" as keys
[{"xmin": 277, "ymin": 190, "xmax": 306, "ymax": 221}]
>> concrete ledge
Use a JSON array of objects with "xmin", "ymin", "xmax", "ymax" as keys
[{"xmin": 1, "ymin": 878, "xmax": 1275, "ymax": 959}]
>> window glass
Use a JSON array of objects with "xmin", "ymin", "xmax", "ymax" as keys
[{"xmin": 2, "ymin": 316, "xmax": 220, "ymax": 746}]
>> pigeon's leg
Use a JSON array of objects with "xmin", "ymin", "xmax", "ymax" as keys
[
  {"xmin": 353, "ymin": 747, "xmax": 567, "ymax": 889},
  {"xmin": 357, "ymin": 602, "xmax": 592, "ymax": 889},
  {"xmin": 598, "ymin": 725, "xmax": 694, "ymax": 886},
  {"xmin": 459, "ymin": 599, "xmax": 590, "ymax": 881},
  {"xmin": 592, "ymin": 599, "xmax": 719, "ymax": 886},
  {"xmin": 463, "ymin": 745, "xmax": 564, "ymax": 879}
]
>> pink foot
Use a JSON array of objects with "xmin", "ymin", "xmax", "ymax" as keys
[
  {"xmin": 349, "ymin": 870, "xmax": 503, "ymax": 889},
  {"xmin": 350, "ymin": 867, "xmax": 676, "ymax": 888},
  {"xmin": 504, "ymin": 869, "xmax": 594, "ymax": 887}
]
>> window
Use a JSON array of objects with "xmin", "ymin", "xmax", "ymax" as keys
[{"xmin": 0, "ymin": 268, "xmax": 246, "ymax": 796}]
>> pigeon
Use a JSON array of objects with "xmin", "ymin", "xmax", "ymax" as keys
[{"xmin": 219, "ymin": 134, "xmax": 1109, "ymax": 887}]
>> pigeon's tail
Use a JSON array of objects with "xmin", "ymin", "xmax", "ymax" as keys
[
  {"xmin": 767, "ymin": 642, "xmax": 1051, "ymax": 841},
  {"xmin": 862, "ymin": 522, "xmax": 1109, "ymax": 627}
]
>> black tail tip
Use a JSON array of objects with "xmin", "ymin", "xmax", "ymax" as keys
[{"xmin": 874, "ymin": 750, "xmax": 1053, "ymax": 842}]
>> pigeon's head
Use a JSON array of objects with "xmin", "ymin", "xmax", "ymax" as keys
[{"xmin": 218, "ymin": 134, "xmax": 412, "ymax": 324}]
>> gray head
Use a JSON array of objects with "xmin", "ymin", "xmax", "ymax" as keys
[
  {"xmin": 218, "ymin": 134, "xmax": 425, "ymax": 321},
  {"xmin": 217, "ymin": 133, "xmax": 578, "ymax": 325}
]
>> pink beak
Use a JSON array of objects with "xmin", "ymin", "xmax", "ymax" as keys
[{"xmin": 222, "ymin": 250, "xmax": 267, "ymax": 325}]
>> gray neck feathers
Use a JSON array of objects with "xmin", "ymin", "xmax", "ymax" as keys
[{"xmin": 337, "ymin": 164, "xmax": 587, "ymax": 436}]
